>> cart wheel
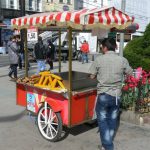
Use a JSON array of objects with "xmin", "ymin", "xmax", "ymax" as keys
[{"xmin": 37, "ymin": 105, "xmax": 62, "ymax": 142}]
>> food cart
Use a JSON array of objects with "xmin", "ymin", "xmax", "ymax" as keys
[{"xmin": 11, "ymin": 6, "xmax": 136, "ymax": 141}]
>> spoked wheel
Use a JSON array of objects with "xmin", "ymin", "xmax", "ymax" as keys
[{"xmin": 37, "ymin": 104, "xmax": 62, "ymax": 142}]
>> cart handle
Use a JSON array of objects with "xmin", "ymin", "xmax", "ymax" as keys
[{"xmin": 72, "ymin": 87, "xmax": 97, "ymax": 95}]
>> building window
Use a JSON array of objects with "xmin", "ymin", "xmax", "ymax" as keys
[
  {"xmin": 10, "ymin": 0, "xmax": 14, "ymax": 9},
  {"xmin": 47, "ymin": 0, "xmax": 53, "ymax": 3},
  {"xmin": 29, "ymin": 0, "xmax": 33, "ymax": 10},
  {"xmin": 37, "ymin": 0, "xmax": 40, "ymax": 11},
  {"xmin": 67, "ymin": 0, "xmax": 71, "ymax": 4},
  {"xmin": 59, "ymin": 0, "xmax": 63, "ymax": 3}
]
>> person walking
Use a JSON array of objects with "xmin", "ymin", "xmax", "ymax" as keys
[
  {"xmin": 34, "ymin": 36, "xmax": 46, "ymax": 74},
  {"xmin": 80, "ymin": 40, "xmax": 89, "ymax": 64},
  {"xmin": 46, "ymin": 40, "xmax": 55, "ymax": 70},
  {"xmin": 16, "ymin": 35, "xmax": 23, "ymax": 69},
  {"xmin": 89, "ymin": 38, "xmax": 133, "ymax": 150},
  {"xmin": 7, "ymin": 36, "xmax": 19, "ymax": 80},
  {"xmin": 16, "ymin": 36, "xmax": 29, "ymax": 70}
]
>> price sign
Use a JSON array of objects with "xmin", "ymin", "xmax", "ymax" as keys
[
  {"xmin": 27, "ymin": 93, "xmax": 36, "ymax": 113},
  {"xmin": 27, "ymin": 27, "xmax": 38, "ymax": 42}
]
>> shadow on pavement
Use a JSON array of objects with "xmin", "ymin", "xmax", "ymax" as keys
[
  {"xmin": 0, "ymin": 74, "xmax": 8, "ymax": 78},
  {"xmin": 69, "ymin": 121, "xmax": 98, "ymax": 136},
  {"xmin": 56, "ymin": 121, "xmax": 98, "ymax": 142},
  {"xmin": 0, "ymin": 110, "xmax": 26, "ymax": 122}
]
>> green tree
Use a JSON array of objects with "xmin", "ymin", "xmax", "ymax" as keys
[{"xmin": 124, "ymin": 23, "xmax": 150, "ymax": 71}]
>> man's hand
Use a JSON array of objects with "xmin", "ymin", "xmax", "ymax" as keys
[{"xmin": 88, "ymin": 74, "xmax": 96, "ymax": 79}]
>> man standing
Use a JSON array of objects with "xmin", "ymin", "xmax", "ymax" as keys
[
  {"xmin": 45, "ymin": 40, "xmax": 55, "ymax": 70},
  {"xmin": 34, "ymin": 36, "xmax": 46, "ymax": 74},
  {"xmin": 89, "ymin": 38, "xmax": 133, "ymax": 150},
  {"xmin": 7, "ymin": 36, "xmax": 19, "ymax": 80},
  {"xmin": 16, "ymin": 35, "xmax": 23, "ymax": 69},
  {"xmin": 80, "ymin": 40, "xmax": 89, "ymax": 64}
]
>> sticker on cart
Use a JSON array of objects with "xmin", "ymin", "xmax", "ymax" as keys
[{"xmin": 27, "ymin": 93, "xmax": 36, "ymax": 113}]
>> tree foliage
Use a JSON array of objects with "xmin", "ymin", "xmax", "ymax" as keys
[{"xmin": 124, "ymin": 23, "xmax": 150, "ymax": 71}]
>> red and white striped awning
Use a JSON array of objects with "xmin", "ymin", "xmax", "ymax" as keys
[{"xmin": 11, "ymin": 6, "xmax": 134, "ymax": 30}]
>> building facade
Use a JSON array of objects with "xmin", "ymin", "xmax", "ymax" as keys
[
  {"xmin": 1, "ymin": 0, "xmax": 43, "ymax": 12},
  {"xmin": 82, "ymin": 0, "xmax": 105, "ymax": 9},
  {"xmin": 43, "ymin": 0, "xmax": 74, "ymax": 12},
  {"xmin": 0, "ymin": 0, "xmax": 43, "ymax": 46}
]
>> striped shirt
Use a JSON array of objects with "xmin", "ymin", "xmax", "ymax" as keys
[{"xmin": 89, "ymin": 51, "xmax": 132, "ymax": 97}]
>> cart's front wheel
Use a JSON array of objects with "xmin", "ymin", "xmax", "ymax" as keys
[{"xmin": 37, "ymin": 105, "xmax": 62, "ymax": 142}]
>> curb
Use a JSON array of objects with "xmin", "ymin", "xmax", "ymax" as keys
[{"xmin": 120, "ymin": 110, "xmax": 150, "ymax": 127}]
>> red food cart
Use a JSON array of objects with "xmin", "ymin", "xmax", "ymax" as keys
[{"xmin": 11, "ymin": 6, "xmax": 136, "ymax": 141}]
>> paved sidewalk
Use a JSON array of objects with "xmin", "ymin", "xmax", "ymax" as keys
[{"xmin": 0, "ymin": 61, "xmax": 150, "ymax": 150}]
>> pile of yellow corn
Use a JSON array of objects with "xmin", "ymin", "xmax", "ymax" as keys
[{"xmin": 34, "ymin": 71, "xmax": 67, "ymax": 92}]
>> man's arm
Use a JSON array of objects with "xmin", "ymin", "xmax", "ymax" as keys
[
  {"xmin": 123, "ymin": 58, "xmax": 133, "ymax": 76},
  {"xmin": 10, "ymin": 43, "xmax": 19, "ymax": 54},
  {"xmin": 88, "ymin": 59, "xmax": 98, "ymax": 79},
  {"xmin": 33, "ymin": 44, "xmax": 37, "ymax": 58},
  {"xmin": 90, "ymin": 74, "xmax": 96, "ymax": 79}
]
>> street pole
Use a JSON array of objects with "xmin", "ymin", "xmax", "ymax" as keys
[
  {"xmin": 119, "ymin": 0, "xmax": 126, "ymax": 56},
  {"xmin": 0, "ymin": 0, "xmax": 3, "ymax": 46},
  {"xmin": 58, "ymin": 29, "xmax": 61, "ymax": 73},
  {"xmin": 20, "ymin": 0, "xmax": 28, "ymax": 77},
  {"xmin": 68, "ymin": 27, "xmax": 72, "ymax": 127}
]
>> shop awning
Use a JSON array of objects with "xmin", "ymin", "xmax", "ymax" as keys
[{"xmin": 11, "ymin": 6, "xmax": 134, "ymax": 30}]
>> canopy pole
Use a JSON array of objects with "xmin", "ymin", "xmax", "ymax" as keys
[
  {"xmin": 68, "ymin": 27, "xmax": 72, "ymax": 127},
  {"xmin": 119, "ymin": 0, "xmax": 126, "ymax": 56},
  {"xmin": 24, "ymin": 29, "xmax": 28, "ymax": 77},
  {"xmin": 58, "ymin": 29, "xmax": 61, "ymax": 73}
]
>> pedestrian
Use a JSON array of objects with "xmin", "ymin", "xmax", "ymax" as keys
[
  {"xmin": 7, "ymin": 36, "xmax": 19, "ymax": 80},
  {"xmin": 46, "ymin": 40, "xmax": 55, "ymax": 70},
  {"xmin": 89, "ymin": 38, "xmax": 133, "ymax": 150},
  {"xmin": 34, "ymin": 36, "xmax": 46, "ymax": 74},
  {"xmin": 16, "ymin": 36, "xmax": 29, "ymax": 70},
  {"xmin": 16, "ymin": 35, "xmax": 23, "ymax": 69},
  {"xmin": 80, "ymin": 40, "xmax": 89, "ymax": 64}
]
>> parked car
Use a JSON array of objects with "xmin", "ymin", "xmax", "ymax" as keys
[
  {"xmin": 27, "ymin": 31, "xmax": 79, "ymax": 61},
  {"xmin": 0, "ymin": 47, "xmax": 7, "ymax": 54},
  {"xmin": 54, "ymin": 42, "xmax": 77, "ymax": 60}
]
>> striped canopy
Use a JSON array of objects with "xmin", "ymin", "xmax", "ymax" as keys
[{"xmin": 11, "ymin": 6, "xmax": 134, "ymax": 30}]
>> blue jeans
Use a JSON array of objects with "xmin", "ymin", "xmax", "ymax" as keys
[
  {"xmin": 36, "ymin": 60, "xmax": 46, "ymax": 74},
  {"xmin": 18, "ymin": 53, "xmax": 24, "ymax": 69},
  {"xmin": 96, "ymin": 93, "xmax": 121, "ymax": 150},
  {"xmin": 82, "ymin": 53, "xmax": 88, "ymax": 63}
]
